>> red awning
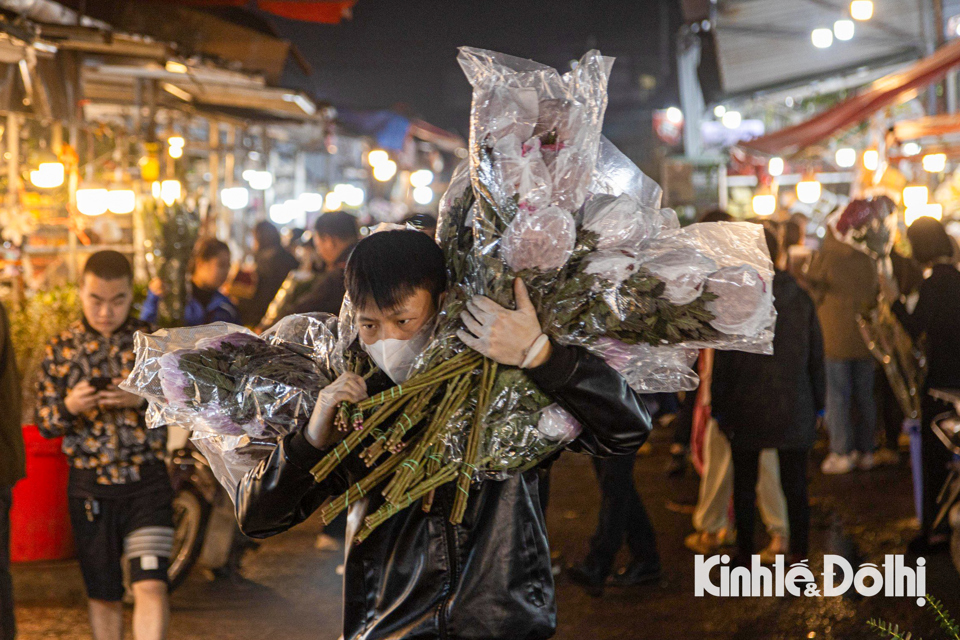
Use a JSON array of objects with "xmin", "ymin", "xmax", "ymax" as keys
[
  {"xmin": 740, "ymin": 38, "xmax": 960, "ymax": 157},
  {"xmin": 168, "ymin": 0, "xmax": 356, "ymax": 23}
]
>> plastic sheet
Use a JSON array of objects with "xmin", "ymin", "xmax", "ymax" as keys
[{"xmin": 122, "ymin": 320, "xmax": 332, "ymax": 439}]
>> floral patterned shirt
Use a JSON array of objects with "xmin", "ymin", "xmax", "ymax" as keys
[{"xmin": 37, "ymin": 317, "xmax": 165, "ymax": 485}]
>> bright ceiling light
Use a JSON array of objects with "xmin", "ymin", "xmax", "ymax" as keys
[
  {"xmin": 768, "ymin": 157, "xmax": 784, "ymax": 177},
  {"xmin": 835, "ymin": 148, "xmax": 856, "ymax": 168},
  {"xmin": 29, "ymin": 162, "xmax": 64, "ymax": 189},
  {"xmin": 343, "ymin": 186, "xmax": 365, "ymax": 208},
  {"xmin": 850, "ymin": 0, "xmax": 873, "ymax": 21},
  {"xmin": 902, "ymin": 142, "xmax": 921, "ymax": 156},
  {"xmin": 160, "ymin": 180, "xmax": 181, "ymax": 206},
  {"xmin": 863, "ymin": 149, "xmax": 879, "ymax": 171},
  {"xmin": 269, "ymin": 203, "xmax": 296, "ymax": 225},
  {"xmin": 165, "ymin": 61, "xmax": 188, "ymax": 74},
  {"xmin": 713, "ymin": 105, "xmax": 726, "ymax": 118},
  {"xmin": 905, "ymin": 203, "xmax": 943, "ymax": 226},
  {"xmin": 413, "ymin": 186, "xmax": 434, "ymax": 206},
  {"xmin": 796, "ymin": 180, "xmax": 822, "ymax": 204},
  {"xmin": 221, "ymin": 187, "xmax": 250, "ymax": 211},
  {"xmin": 76, "ymin": 188, "xmax": 109, "ymax": 216},
  {"xmin": 245, "ymin": 170, "xmax": 273, "ymax": 190},
  {"xmin": 665, "ymin": 106, "xmax": 683, "ymax": 124},
  {"xmin": 168, "ymin": 136, "xmax": 185, "ymax": 148},
  {"xmin": 812, "ymin": 28, "xmax": 834, "ymax": 48},
  {"xmin": 721, "ymin": 110, "xmax": 742, "ymax": 129},
  {"xmin": 902, "ymin": 186, "xmax": 929, "ymax": 208},
  {"xmin": 324, "ymin": 191, "xmax": 342, "ymax": 211},
  {"xmin": 752, "ymin": 194, "xmax": 776, "ymax": 217},
  {"xmin": 168, "ymin": 145, "xmax": 183, "ymax": 159},
  {"xmin": 922, "ymin": 153, "xmax": 947, "ymax": 173},
  {"xmin": 299, "ymin": 192, "xmax": 324, "ymax": 213},
  {"xmin": 373, "ymin": 159, "xmax": 397, "ymax": 182},
  {"xmin": 834, "ymin": 19, "xmax": 855, "ymax": 41},
  {"xmin": 107, "ymin": 189, "xmax": 136, "ymax": 214},
  {"xmin": 410, "ymin": 169, "xmax": 434, "ymax": 188},
  {"xmin": 367, "ymin": 149, "xmax": 389, "ymax": 167}
]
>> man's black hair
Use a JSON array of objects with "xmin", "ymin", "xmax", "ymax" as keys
[
  {"xmin": 314, "ymin": 211, "xmax": 359, "ymax": 241},
  {"xmin": 699, "ymin": 209, "xmax": 733, "ymax": 223},
  {"xmin": 402, "ymin": 213, "xmax": 438, "ymax": 233},
  {"xmin": 908, "ymin": 217, "xmax": 955, "ymax": 265},
  {"xmin": 83, "ymin": 250, "xmax": 133, "ymax": 282},
  {"xmin": 253, "ymin": 220, "xmax": 282, "ymax": 250},
  {"xmin": 764, "ymin": 227, "xmax": 780, "ymax": 267},
  {"xmin": 345, "ymin": 230, "xmax": 446, "ymax": 311}
]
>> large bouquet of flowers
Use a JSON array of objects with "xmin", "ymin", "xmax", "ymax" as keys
[
  {"xmin": 828, "ymin": 195, "xmax": 897, "ymax": 259},
  {"xmin": 125, "ymin": 48, "xmax": 775, "ymax": 541}
]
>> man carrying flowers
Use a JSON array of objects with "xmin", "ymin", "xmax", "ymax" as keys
[{"xmin": 237, "ymin": 229, "xmax": 652, "ymax": 640}]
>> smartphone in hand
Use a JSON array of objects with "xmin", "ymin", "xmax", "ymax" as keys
[{"xmin": 89, "ymin": 376, "xmax": 114, "ymax": 392}]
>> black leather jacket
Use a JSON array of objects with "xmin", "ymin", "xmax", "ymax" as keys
[{"xmin": 236, "ymin": 342, "xmax": 651, "ymax": 640}]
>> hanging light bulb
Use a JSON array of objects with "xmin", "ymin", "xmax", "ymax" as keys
[
  {"xmin": 107, "ymin": 189, "xmax": 136, "ymax": 214},
  {"xmin": 767, "ymin": 157, "xmax": 784, "ymax": 177},
  {"xmin": 905, "ymin": 203, "xmax": 943, "ymax": 226},
  {"xmin": 835, "ymin": 148, "xmax": 856, "ymax": 168},
  {"xmin": 76, "ymin": 189, "xmax": 109, "ymax": 216},
  {"xmin": 922, "ymin": 153, "xmax": 947, "ymax": 173},
  {"xmin": 30, "ymin": 162, "xmax": 65, "ymax": 189},
  {"xmin": 752, "ymin": 194, "xmax": 776, "ymax": 217},
  {"xmin": 299, "ymin": 192, "xmax": 324, "ymax": 213},
  {"xmin": 796, "ymin": 178, "xmax": 822, "ymax": 204},
  {"xmin": 373, "ymin": 160, "xmax": 397, "ymax": 182},
  {"xmin": 721, "ymin": 110, "xmax": 742, "ymax": 129},
  {"xmin": 850, "ymin": 0, "xmax": 873, "ymax": 21},
  {"xmin": 811, "ymin": 28, "xmax": 834, "ymax": 48},
  {"xmin": 863, "ymin": 149, "xmax": 879, "ymax": 171},
  {"xmin": 410, "ymin": 169, "xmax": 434, "ymax": 188},
  {"xmin": 367, "ymin": 149, "xmax": 389, "ymax": 167},
  {"xmin": 221, "ymin": 187, "xmax": 250, "ymax": 211},
  {"xmin": 833, "ymin": 19, "xmax": 855, "ymax": 41},
  {"xmin": 902, "ymin": 186, "xmax": 929, "ymax": 208},
  {"xmin": 160, "ymin": 180, "xmax": 182, "ymax": 206},
  {"xmin": 413, "ymin": 186, "xmax": 434, "ymax": 205}
]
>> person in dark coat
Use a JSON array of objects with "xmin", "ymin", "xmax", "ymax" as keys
[
  {"xmin": 0, "ymin": 300, "xmax": 23, "ymax": 640},
  {"xmin": 235, "ymin": 230, "xmax": 651, "ymax": 640},
  {"xmin": 238, "ymin": 221, "xmax": 300, "ymax": 326},
  {"xmin": 713, "ymin": 229, "xmax": 826, "ymax": 562},
  {"xmin": 288, "ymin": 211, "xmax": 358, "ymax": 317},
  {"xmin": 888, "ymin": 217, "xmax": 960, "ymax": 553}
]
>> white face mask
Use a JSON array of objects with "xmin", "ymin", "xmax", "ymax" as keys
[{"xmin": 361, "ymin": 325, "xmax": 434, "ymax": 384}]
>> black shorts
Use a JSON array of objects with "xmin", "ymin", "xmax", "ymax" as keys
[{"xmin": 68, "ymin": 474, "xmax": 175, "ymax": 602}]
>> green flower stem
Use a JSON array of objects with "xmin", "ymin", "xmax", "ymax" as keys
[
  {"xmin": 355, "ymin": 465, "xmax": 459, "ymax": 543},
  {"xmin": 319, "ymin": 452, "xmax": 407, "ymax": 525},
  {"xmin": 450, "ymin": 358, "xmax": 497, "ymax": 525}
]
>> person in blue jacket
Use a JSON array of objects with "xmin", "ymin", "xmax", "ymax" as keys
[{"xmin": 141, "ymin": 237, "xmax": 240, "ymax": 326}]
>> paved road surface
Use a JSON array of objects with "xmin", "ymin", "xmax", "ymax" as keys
[{"xmin": 13, "ymin": 424, "xmax": 960, "ymax": 639}]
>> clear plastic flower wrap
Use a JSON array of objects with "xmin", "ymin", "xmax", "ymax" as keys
[
  {"xmin": 174, "ymin": 48, "xmax": 777, "ymax": 543},
  {"xmin": 121, "ymin": 319, "xmax": 333, "ymax": 439}
]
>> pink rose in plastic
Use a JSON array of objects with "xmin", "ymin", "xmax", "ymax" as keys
[
  {"xmin": 475, "ymin": 85, "xmax": 539, "ymax": 143},
  {"xmin": 501, "ymin": 206, "xmax": 576, "ymax": 272},
  {"xmin": 582, "ymin": 194, "xmax": 672, "ymax": 251},
  {"xmin": 548, "ymin": 147, "xmax": 592, "ymax": 212},
  {"xmin": 534, "ymin": 98, "xmax": 586, "ymax": 149},
  {"xmin": 584, "ymin": 249, "xmax": 639, "ymax": 286},
  {"xmin": 492, "ymin": 134, "xmax": 552, "ymax": 210},
  {"xmin": 536, "ymin": 404, "xmax": 582, "ymax": 442},
  {"xmin": 705, "ymin": 265, "xmax": 773, "ymax": 337},
  {"xmin": 641, "ymin": 248, "xmax": 718, "ymax": 305}
]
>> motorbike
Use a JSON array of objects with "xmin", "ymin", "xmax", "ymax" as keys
[
  {"xmin": 166, "ymin": 442, "xmax": 218, "ymax": 590},
  {"xmin": 930, "ymin": 388, "xmax": 960, "ymax": 575}
]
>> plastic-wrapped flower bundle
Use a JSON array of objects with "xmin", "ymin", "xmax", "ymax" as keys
[
  {"xmin": 829, "ymin": 196, "xmax": 897, "ymax": 259},
  {"xmin": 298, "ymin": 48, "xmax": 776, "ymax": 540},
  {"xmin": 122, "ymin": 315, "xmax": 339, "ymax": 495},
  {"xmin": 126, "ymin": 48, "xmax": 776, "ymax": 541}
]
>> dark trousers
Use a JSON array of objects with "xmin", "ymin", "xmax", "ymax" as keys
[
  {"xmin": 731, "ymin": 448, "xmax": 810, "ymax": 558},
  {"xmin": 1, "ymin": 486, "xmax": 14, "ymax": 640},
  {"xmin": 585, "ymin": 454, "xmax": 659, "ymax": 577},
  {"xmin": 922, "ymin": 395, "xmax": 954, "ymax": 536}
]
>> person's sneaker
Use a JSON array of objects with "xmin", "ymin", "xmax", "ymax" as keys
[
  {"xmin": 684, "ymin": 531, "xmax": 723, "ymax": 555},
  {"xmin": 611, "ymin": 559, "xmax": 662, "ymax": 587},
  {"xmin": 567, "ymin": 563, "xmax": 607, "ymax": 597},
  {"xmin": 857, "ymin": 452, "xmax": 875, "ymax": 471},
  {"xmin": 759, "ymin": 534, "xmax": 789, "ymax": 564},
  {"xmin": 821, "ymin": 453, "xmax": 855, "ymax": 475},
  {"xmin": 873, "ymin": 448, "xmax": 900, "ymax": 466}
]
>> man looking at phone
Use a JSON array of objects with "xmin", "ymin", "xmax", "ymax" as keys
[{"xmin": 37, "ymin": 251, "xmax": 172, "ymax": 640}]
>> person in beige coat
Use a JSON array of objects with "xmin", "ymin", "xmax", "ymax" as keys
[{"xmin": 807, "ymin": 229, "xmax": 879, "ymax": 474}]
